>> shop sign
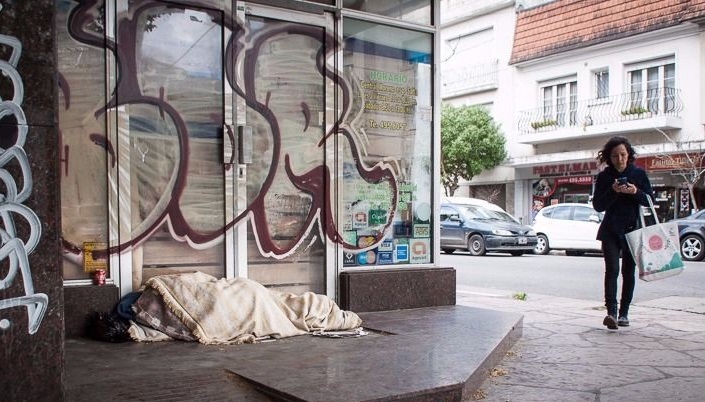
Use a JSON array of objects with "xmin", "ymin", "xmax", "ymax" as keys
[
  {"xmin": 83, "ymin": 242, "xmax": 107, "ymax": 273},
  {"xmin": 357, "ymin": 250, "xmax": 377, "ymax": 265},
  {"xmin": 413, "ymin": 223, "xmax": 430, "ymax": 238},
  {"xmin": 532, "ymin": 161, "xmax": 599, "ymax": 177},
  {"xmin": 378, "ymin": 239, "xmax": 394, "ymax": 252},
  {"xmin": 409, "ymin": 239, "xmax": 430, "ymax": 263},
  {"xmin": 343, "ymin": 251, "xmax": 357, "ymax": 266},
  {"xmin": 638, "ymin": 153, "xmax": 705, "ymax": 171},
  {"xmin": 554, "ymin": 176, "xmax": 592, "ymax": 185},
  {"xmin": 394, "ymin": 244, "xmax": 409, "ymax": 262},
  {"xmin": 377, "ymin": 252, "xmax": 394, "ymax": 264},
  {"xmin": 368, "ymin": 209, "xmax": 387, "ymax": 225}
]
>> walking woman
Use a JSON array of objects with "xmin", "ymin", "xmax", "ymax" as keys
[{"xmin": 592, "ymin": 136, "xmax": 653, "ymax": 330}]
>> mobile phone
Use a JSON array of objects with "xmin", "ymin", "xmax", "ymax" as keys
[{"xmin": 617, "ymin": 177, "xmax": 629, "ymax": 185}]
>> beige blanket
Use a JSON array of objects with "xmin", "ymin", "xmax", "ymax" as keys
[{"xmin": 130, "ymin": 272, "xmax": 362, "ymax": 345}]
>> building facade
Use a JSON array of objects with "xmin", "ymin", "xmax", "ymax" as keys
[
  {"xmin": 510, "ymin": 0, "xmax": 705, "ymax": 225},
  {"xmin": 441, "ymin": 0, "xmax": 705, "ymax": 226},
  {"xmin": 2, "ymin": 1, "xmax": 445, "ymax": 399},
  {"xmin": 439, "ymin": 0, "xmax": 523, "ymax": 213}
]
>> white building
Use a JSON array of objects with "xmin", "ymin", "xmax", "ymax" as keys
[
  {"xmin": 441, "ymin": 0, "xmax": 705, "ymax": 225},
  {"xmin": 440, "ymin": 0, "xmax": 525, "ymax": 213}
]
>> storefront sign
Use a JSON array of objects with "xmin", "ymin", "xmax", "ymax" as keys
[
  {"xmin": 377, "ymin": 252, "xmax": 394, "ymax": 264},
  {"xmin": 532, "ymin": 161, "xmax": 599, "ymax": 177},
  {"xmin": 394, "ymin": 244, "xmax": 409, "ymax": 262},
  {"xmin": 637, "ymin": 153, "xmax": 705, "ymax": 171},
  {"xmin": 83, "ymin": 242, "xmax": 107, "ymax": 273},
  {"xmin": 409, "ymin": 239, "xmax": 430, "ymax": 263},
  {"xmin": 413, "ymin": 223, "xmax": 430, "ymax": 238},
  {"xmin": 554, "ymin": 176, "xmax": 593, "ymax": 185}
]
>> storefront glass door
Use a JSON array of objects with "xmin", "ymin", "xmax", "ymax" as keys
[{"xmin": 232, "ymin": 5, "xmax": 332, "ymax": 295}]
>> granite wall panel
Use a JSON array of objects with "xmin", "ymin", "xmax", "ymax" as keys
[
  {"xmin": 0, "ymin": 1, "xmax": 64, "ymax": 401},
  {"xmin": 339, "ymin": 267, "xmax": 456, "ymax": 312}
]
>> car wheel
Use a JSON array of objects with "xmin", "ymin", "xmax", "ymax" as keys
[
  {"xmin": 442, "ymin": 248, "xmax": 456, "ymax": 254},
  {"xmin": 534, "ymin": 234, "xmax": 549, "ymax": 255},
  {"xmin": 680, "ymin": 234, "xmax": 704, "ymax": 261},
  {"xmin": 510, "ymin": 251, "xmax": 524, "ymax": 256},
  {"xmin": 468, "ymin": 234, "xmax": 486, "ymax": 256}
]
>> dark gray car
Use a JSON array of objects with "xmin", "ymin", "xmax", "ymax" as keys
[
  {"xmin": 673, "ymin": 209, "xmax": 705, "ymax": 261},
  {"xmin": 440, "ymin": 203, "xmax": 538, "ymax": 256}
]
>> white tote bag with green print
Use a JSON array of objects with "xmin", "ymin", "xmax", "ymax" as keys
[{"xmin": 625, "ymin": 196, "xmax": 685, "ymax": 282}]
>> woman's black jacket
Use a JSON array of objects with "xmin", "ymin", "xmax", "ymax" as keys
[{"xmin": 592, "ymin": 163, "xmax": 653, "ymax": 241}]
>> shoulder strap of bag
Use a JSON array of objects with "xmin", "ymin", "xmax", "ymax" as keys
[
  {"xmin": 639, "ymin": 194, "xmax": 660, "ymax": 227},
  {"xmin": 640, "ymin": 195, "xmax": 675, "ymax": 242}
]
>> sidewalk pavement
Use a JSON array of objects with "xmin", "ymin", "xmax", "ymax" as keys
[{"xmin": 456, "ymin": 285, "xmax": 705, "ymax": 402}]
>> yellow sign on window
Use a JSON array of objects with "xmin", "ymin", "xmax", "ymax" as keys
[{"xmin": 83, "ymin": 242, "xmax": 107, "ymax": 273}]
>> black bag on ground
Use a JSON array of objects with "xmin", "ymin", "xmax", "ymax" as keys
[{"xmin": 87, "ymin": 311, "xmax": 131, "ymax": 342}]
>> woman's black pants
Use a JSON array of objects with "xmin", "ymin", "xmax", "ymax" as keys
[{"xmin": 601, "ymin": 231, "xmax": 636, "ymax": 317}]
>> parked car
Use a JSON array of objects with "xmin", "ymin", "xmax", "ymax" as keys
[
  {"xmin": 673, "ymin": 209, "xmax": 705, "ymax": 261},
  {"xmin": 531, "ymin": 203, "xmax": 604, "ymax": 256},
  {"xmin": 440, "ymin": 201, "xmax": 537, "ymax": 256}
]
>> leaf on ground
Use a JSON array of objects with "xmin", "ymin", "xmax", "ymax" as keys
[
  {"xmin": 472, "ymin": 388, "xmax": 487, "ymax": 400},
  {"xmin": 490, "ymin": 366, "xmax": 508, "ymax": 377}
]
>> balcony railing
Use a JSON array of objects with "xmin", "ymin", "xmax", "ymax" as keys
[{"xmin": 517, "ymin": 88, "xmax": 683, "ymax": 135}]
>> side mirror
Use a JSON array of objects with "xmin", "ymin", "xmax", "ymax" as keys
[
  {"xmin": 588, "ymin": 214, "xmax": 601, "ymax": 223},
  {"xmin": 449, "ymin": 214, "xmax": 462, "ymax": 222}
]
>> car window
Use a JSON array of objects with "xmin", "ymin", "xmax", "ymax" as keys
[
  {"xmin": 692, "ymin": 210, "xmax": 705, "ymax": 220},
  {"xmin": 550, "ymin": 205, "xmax": 572, "ymax": 220},
  {"xmin": 538, "ymin": 207, "xmax": 553, "ymax": 218},
  {"xmin": 573, "ymin": 206, "xmax": 595, "ymax": 222},
  {"xmin": 440, "ymin": 206, "xmax": 456, "ymax": 221}
]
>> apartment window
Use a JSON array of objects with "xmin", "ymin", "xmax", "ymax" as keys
[
  {"xmin": 541, "ymin": 80, "xmax": 577, "ymax": 127},
  {"xmin": 595, "ymin": 70, "xmax": 609, "ymax": 99},
  {"xmin": 627, "ymin": 61, "xmax": 675, "ymax": 114}
]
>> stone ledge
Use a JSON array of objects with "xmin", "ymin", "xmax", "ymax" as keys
[{"xmin": 339, "ymin": 267, "xmax": 456, "ymax": 312}]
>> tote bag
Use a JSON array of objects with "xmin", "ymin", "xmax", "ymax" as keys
[{"xmin": 625, "ymin": 195, "xmax": 685, "ymax": 281}]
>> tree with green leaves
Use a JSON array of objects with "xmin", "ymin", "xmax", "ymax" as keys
[{"xmin": 441, "ymin": 104, "xmax": 507, "ymax": 196}]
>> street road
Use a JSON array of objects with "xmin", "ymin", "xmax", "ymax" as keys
[{"xmin": 441, "ymin": 251, "xmax": 705, "ymax": 303}]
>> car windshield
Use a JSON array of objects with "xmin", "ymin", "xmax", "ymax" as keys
[
  {"xmin": 487, "ymin": 210, "xmax": 520, "ymax": 223},
  {"xmin": 457, "ymin": 205, "xmax": 493, "ymax": 220},
  {"xmin": 457, "ymin": 205, "xmax": 511, "ymax": 221}
]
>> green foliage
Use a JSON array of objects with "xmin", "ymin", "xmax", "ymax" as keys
[
  {"xmin": 513, "ymin": 292, "xmax": 528, "ymax": 301},
  {"xmin": 530, "ymin": 119, "xmax": 558, "ymax": 130},
  {"xmin": 441, "ymin": 104, "xmax": 507, "ymax": 196},
  {"xmin": 621, "ymin": 106, "xmax": 648, "ymax": 115}
]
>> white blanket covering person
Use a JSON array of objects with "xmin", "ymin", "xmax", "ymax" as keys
[{"xmin": 129, "ymin": 272, "xmax": 362, "ymax": 345}]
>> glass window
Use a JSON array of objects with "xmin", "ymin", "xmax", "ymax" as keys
[
  {"xmin": 573, "ymin": 206, "xmax": 594, "ymax": 222},
  {"xmin": 627, "ymin": 61, "xmax": 675, "ymax": 114},
  {"xmin": 440, "ymin": 207, "xmax": 454, "ymax": 221},
  {"xmin": 595, "ymin": 70, "xmax": 609, "ymax": 99},
  {"xmin": 58, "ymin": 2, "xmax": 109, "ymax": 281},
  {"xmin": 342, "ymin": 18, "xmax": 433, "ymax": 266},
  {"xmin": 551, "ymin": 206, "xmax": 572, "ymax": 220},
  {"xmin": 343, "ymin": 0, "xmax": 432, "ymax": 25},
  {"xmin": 540, "ymin": 80, "xmax": 577, "ymax": 127}
]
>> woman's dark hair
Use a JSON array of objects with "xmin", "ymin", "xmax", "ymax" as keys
[{"xmin": 596, "ymin": 136, "xmax": 636, "ymax": 167}]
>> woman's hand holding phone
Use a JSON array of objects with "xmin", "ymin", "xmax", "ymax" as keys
[{"xmin": 613, "ymin": 177, "xmax": 636, "ymax": 194}]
